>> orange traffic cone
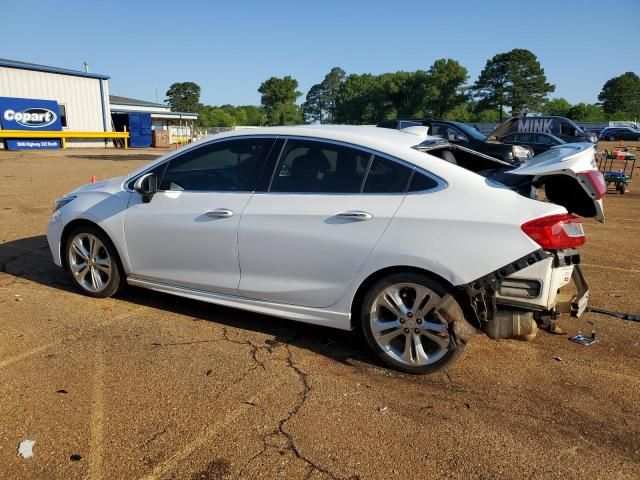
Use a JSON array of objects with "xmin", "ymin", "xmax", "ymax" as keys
[{"xmin": 90, "ymin": 175, "xmax": 97, "ymax": 183}]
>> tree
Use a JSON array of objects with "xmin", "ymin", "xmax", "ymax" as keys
[
  {"xmin": 598, "ymin": 72, "xmax": 640, "ymax": 119},
  {"xmin": 335, "ymin": 73, "xmax": 381, "ymax": 124},
  {"xmin": 302, "ymin": 67, "xmax": 346, "ymax": 124},
  {"xmin": 165, "ymin": 82, "xmax": 201, "ymax": 112},
  {"xmin": 424, "ymin": 59, "xmax": 468, "ymax": 118},
  {"xmin": 472, "ymin": 49, "xmax": 555, "ymax": 120},
  {"xmin": 321, "ymin": 67, "xmax": 346, "ymax": 123},
  {"xmin": 302, "ymin": 83, "xmax": 325, "ymax": 124},
  {"xmin": 258, "ymin": 76, "xmax": 302, "ymax": 125},
  {"xmin": 542, "ymin": 98, "xmax": 572, "ymax": 117},
  {"xmin": 566, "ymin": 103, "xmax": 605, "ymax": 122}
]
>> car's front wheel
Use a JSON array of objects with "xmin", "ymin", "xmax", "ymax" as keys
[
  {"xmin": 361, "ymin": 273, "xmax": 465, "ymax": 374},
  {"xmin": 65, "ymin": 226, "xmax": 124, "ymax": 298}
]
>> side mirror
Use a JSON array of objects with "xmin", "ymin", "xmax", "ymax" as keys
[
  {"xmin": 133, "ymin": 173, "xmax": 157, "ymax": 203},
  {"xmin": 453, "ymin": 134, "xmax": 466, "ymax": 142}
]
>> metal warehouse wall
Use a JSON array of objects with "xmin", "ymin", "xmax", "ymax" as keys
[{"xmin": 0, "ymin": 67, "xmax": 111, "ymax": 147}]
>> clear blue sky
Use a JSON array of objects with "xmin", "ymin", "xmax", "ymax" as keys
[{"xmin": 3, "ymin": 0, "xmax": 639, "ymax": 107}]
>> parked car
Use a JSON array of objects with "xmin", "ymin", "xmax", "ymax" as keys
[
  {"xmin": 377, "ymin": 118, "xmax": 425, "ymax": 130},
  {"xmin": 489, "ymin": 115, "xmax": 597, "ymax": 144},
  {"xmin": 500, "ymin": 131, "xmax": 566, "ymax": 156},
  {"xmin": 599, "ymin": 127, "xmax": 640, "ymax": 141},
  {"xmin": 48, "ymin": 126, "xmax": 604, "ymax": 374},
  {"xmin": 407, "ymin": 119, "xmax": 533, "ymax": 163}
]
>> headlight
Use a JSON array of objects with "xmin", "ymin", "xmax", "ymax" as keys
[
  {"xmin": 52, "ymin": 195, "xmax": 76, "ymax": 213},
  {"xmin": 512, "ymin": 145, "xmax": 533, "ymax": 159}
]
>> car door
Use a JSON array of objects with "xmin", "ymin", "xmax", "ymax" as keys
[
  {"xmin": 124, "ymin": 137, "xmax": 274, "ymax": 294},
  {"xmin": 237, "ymin": 138, "xmax": 413, "ymax": 308}
]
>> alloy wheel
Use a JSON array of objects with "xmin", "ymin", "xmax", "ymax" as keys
[
  {"xmin": 370, "ymin": 282, "xmax": 451, "ymax": 367},
  {"xmin": 68, "ymin": 233, "xmax": 112, "ymax": 293}
]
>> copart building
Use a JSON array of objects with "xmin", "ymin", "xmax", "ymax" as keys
[{"xmin": 0, "ymin": 58, "xmax": 197, "ymax": 150}]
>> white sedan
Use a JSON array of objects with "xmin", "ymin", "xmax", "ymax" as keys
[{"xmin": 47, "ymin": 126, "xmax": 605, "ymax": 373}]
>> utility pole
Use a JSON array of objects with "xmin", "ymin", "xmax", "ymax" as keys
[{"xmin": 83, "ymin": 62, "xmax": 90, "ymax": 73}]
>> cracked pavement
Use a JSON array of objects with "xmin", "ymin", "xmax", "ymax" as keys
[{"xmin": 1, "ymin": 147, "xmax": 640, "ymax": 479}]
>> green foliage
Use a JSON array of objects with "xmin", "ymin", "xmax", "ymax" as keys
[
  {"xmin": 542, "ymin": 98, "xmax": 572, "ymax": 117},
  {"xmin": 258, "ymin": 76, "xmax": 302, "ymax": 125},
  {"xmin": 472, "ymin": 49, "xmax": 555, "ymax": 119},
  {"xmin": 424, "ymin": 59, "xmax": 469, "ymax": 118},
  {"xmin": 302, "ymin": 83, "xmax": 325, "ymax": 124},
  {"xmin": 198, "ymin": 105, "xmax": 266, "ymax": 127},
  {"xmin": 165, "ymin": 82, "xmax": 201, "ymax": 113},
  {"xmin": 334, "ymin": 71, "xmax": 429, "ymax": 124},
  {"xmin": 566, "ymin": 103, "xmax": 605, "ymax": 122},
  {"xmin": 598, "ymin": 72, "xmax": 640, "ymax": 119}
]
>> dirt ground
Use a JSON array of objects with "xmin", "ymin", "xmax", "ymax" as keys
[{"xmin": 0, "ymin": 144, "xmax": 639, "ymax": 480}]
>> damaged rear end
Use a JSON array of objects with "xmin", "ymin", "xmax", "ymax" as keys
[{"xmin": 455, "ymin": 143, "xmax": 604, "ymax": 340}]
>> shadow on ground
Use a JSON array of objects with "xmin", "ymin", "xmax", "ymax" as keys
[{"xmin": 0, "ymin": 235, "xmax": 380, "ymax": 372}]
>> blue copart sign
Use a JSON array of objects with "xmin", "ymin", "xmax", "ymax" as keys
[{"xmin": 0, "ymin": 96, "xmax": 62, "ymax": 150}]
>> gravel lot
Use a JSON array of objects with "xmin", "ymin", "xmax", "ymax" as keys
[{"xmin": 1, "ymin": 145, "xmax": 639, "ymax": 480}]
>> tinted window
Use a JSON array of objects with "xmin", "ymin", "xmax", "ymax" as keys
[
  {"xmin": 502, "ymin": 134, "xmax": 517, "ymax": 143},
  {"xmin": 560, "ymin": 123, "xmax": 577, "ymax": 136},
  {"xmin": 535, "ymin": 134, "xmax": 554, "ymax": 145},
  {"xmin": 408, "ymin": 170, "xmax": 438, "ymax": 192},
  {"xmin": 431, "ymin": 124, "xmax": 467, "ymax": 142},
  {"xmin": 270, "ymin": 140, "xmax": 370, "ymax": 193},
  {"xmin": 517, "ymin": 133, "xmax": 535, "ymax": 143},
  {"xmin": 160, "ymin": 139, "xmax": 269, "ymax": 191},
  {"xmin": 363, "ymin": 156, "xmax": 412, "ymax": 193}
]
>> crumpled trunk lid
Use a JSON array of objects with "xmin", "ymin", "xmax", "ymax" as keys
[{"xmin": 506, "ymin": 142, "xmax": 605, "ymax": 222}]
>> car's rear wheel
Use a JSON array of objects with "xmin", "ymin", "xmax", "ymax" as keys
[
  {"xmin": 361, "ymin": 273, "xmax": 464, "ymax": 374},
  {"xmin": 66, "ymin": 226, "xmax": 123, "ymax": 298}
]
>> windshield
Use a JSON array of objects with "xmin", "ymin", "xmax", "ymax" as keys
[{"xmin": 449, "ymin": 122, "xmax": 487, "ymax": 142}]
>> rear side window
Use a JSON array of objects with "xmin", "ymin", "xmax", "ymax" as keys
[
  {"xmin": 363, "ymin": 156, "xmax": 412, "ymax": 193},
  {"xmin": 408, "ymin": 170, "xmax": 438, "ymax": 192},
  {"xmin": 160, "ymin": 138, "xmax": 270, "ymax": 191},
  {"xmin": 270, "ymin": 140, "xmax": 370, "ymax": 193}
]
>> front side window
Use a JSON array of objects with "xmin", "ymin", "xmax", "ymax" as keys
[
  {"xmin": 159, "ymin": 138, "xmax": 270, "ymax": 191},
  {"xmin": 270, "ymin": 140, "xmax": 370, "ymax": 193}
]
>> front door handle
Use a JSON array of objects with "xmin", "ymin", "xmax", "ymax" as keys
[
  {"xmin": 335, "ymin": 210, "xmax": 373, "ymax": 221},
  {"xmin": 204, "ymin": 208, "xmax": 234, "ymax": 218}
]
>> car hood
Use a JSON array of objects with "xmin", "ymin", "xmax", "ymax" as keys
[{"xmin": 69, "ymin": 175, "xmax": 127, "ymax": 196}]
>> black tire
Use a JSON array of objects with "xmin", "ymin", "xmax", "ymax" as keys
[
  {"xmin": 360, "ymin": 272, "xmax": 465, "ymax": 374},
  {"xmin": 65, "ymin": 225, "xmax": 124, "ymax": 298},
  {"xmin": 620, "ymin": 186, "xmax": 626, "ymax": 195}
]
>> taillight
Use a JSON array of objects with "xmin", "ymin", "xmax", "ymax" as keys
[
  {"xmin": 521, "ymin": 214, "xmax": 586, "ymax": 250},
  {"xmin": 577, "ymin": 170, "xmax": 606, "ymax": 200}
]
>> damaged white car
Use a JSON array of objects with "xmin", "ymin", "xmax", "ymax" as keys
[{"xmin": 47, "ymin": 126, "xmax": 605, "ymax": 374}]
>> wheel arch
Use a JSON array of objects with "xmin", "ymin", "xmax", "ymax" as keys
[
  {"xmin": 349, "ymin": 265, "xmax": 471, "ymax": 330},
  {"xmin": 60, "ymin": 218, "xmax": 126, "ymax": 274}
]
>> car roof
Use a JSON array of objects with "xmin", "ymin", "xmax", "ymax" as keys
[{"xmin": 206, "ymin": 124, "xmax": 436, "ymax": 152}]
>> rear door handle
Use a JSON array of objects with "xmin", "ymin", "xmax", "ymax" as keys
[
  {"xmin": 204, "ymin": 208, "xmax": 234, "ymax": 218},
  {"xmin": 335, "ymin": 210, "xmax": 373, "ymax": 221}
]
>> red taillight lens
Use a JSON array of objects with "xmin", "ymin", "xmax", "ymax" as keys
[
  {"xmin": 577, "ymin": 170, "xmax": 606, "ymax": 200},
  {"xmin": 521, "ymin": 214, "xmax": 586, "ymax": 250}
]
